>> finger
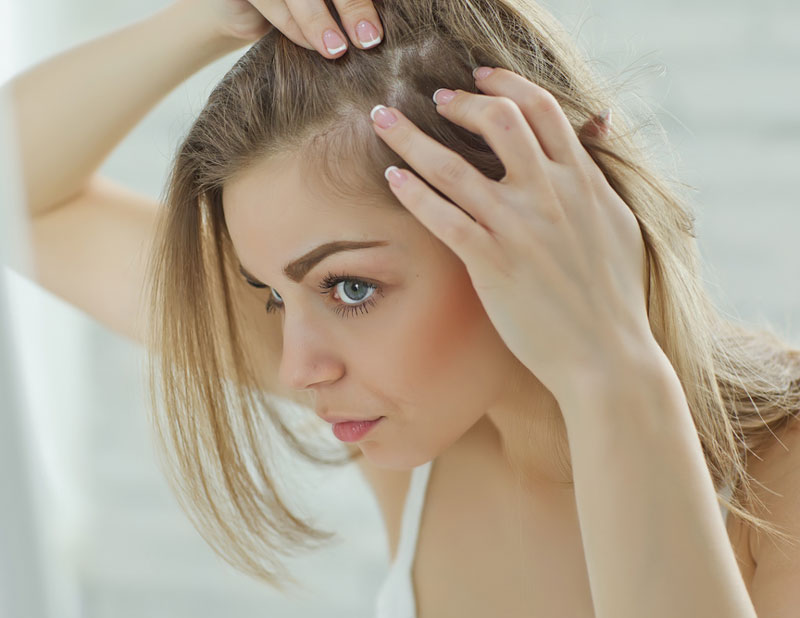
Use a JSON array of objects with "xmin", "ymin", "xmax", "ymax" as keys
[
  {"xmin": 431, "ymin": 88, "xmax": 549, "ymax": 186},
  {"xmin": 285, "ymin": 0, "xmax": 350, "ymax": 57},
  {"xmin": 578, "ymin": 109, "xmax": 612, "ymax": 140},
  {"xmin": 370, "ymin": 103, "xmax": 503, "ymax": 229},
  {"xmin": 382, "ymin": 165, "xmax": 496, "ymax": 267},
  {"xmin": 248, "ymin": 0, "xmax": 316, "ymax": 49},
  {"xmin": 473, "ymin": 67, "xmax": 584, "ymax": 166},
  {"xmin": 331, "ymin": 0, "xmax": 383, "ymax": 50}
]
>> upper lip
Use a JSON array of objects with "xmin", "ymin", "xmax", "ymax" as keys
[{"xmin": 317, "ymin": 412, "xmax": 383, "ymax": 424}]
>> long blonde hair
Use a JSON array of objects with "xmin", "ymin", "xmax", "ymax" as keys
[{"xmin": 143, "ymin": 0, "xmax": 800, "ymax": 591}]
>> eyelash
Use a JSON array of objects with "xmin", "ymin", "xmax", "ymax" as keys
[{"xmin": 262, "ymin": 271, "xmax": 382, "ymax": 318}]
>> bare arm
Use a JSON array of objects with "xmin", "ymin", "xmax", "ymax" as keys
[
  {"xmin": 0, "ymin": 2, "xmax": 249, "ymax": 344},
  {"xmin": 7, "ymin": 0, "xmax": 245, "ymax": 218}
]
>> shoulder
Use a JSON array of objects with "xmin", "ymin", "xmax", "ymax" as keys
[
  {"xmin": 746, "ymin": 415, "xmax": 800, "ymax": 543},
  {"xmin": 742, "ymin": 414, "xmax": 800, "ymax": 613}
]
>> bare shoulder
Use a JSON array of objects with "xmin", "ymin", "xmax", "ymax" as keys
[
  {"xmin": 745, "ymin": 415, "xmax": 800, "ymax": 556},
  {"xmin": 735, "ymin": 414, "xmax": 800, "ymax": 614}
]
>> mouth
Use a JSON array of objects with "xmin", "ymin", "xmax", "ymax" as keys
[
  {"xmin": 318, "ymin": 413, "xmax": 384, "ymax": 424},
  {"xmin": 330, "ymin": 417, "xmax": 386, "ymax": 442}
]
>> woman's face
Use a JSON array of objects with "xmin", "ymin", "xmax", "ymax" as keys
[{"xmin": 222, "ymin": 152, "xmax": 533, "ymax": 470}]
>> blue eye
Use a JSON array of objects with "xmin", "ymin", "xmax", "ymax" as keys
[
  {"xmin": 334, "ymin": 279, "xmax": 375, "ymax": 305},
  {"xmin": 265, "ymin": 271, "xmax": 382, "ymax": 318}
]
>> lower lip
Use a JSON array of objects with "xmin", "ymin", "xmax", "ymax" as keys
[{"xmin": 332, "ymin": 417, "xmax": 385, "ymax": 442}]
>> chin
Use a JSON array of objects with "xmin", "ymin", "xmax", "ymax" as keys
[{"xmin": 359, "ymin": 445, "xmax": 433, "ymax": 471}]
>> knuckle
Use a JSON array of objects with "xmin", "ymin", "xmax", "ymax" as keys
[
  {"xmin": 587, "ymin": 164, "xmax": 606, "ymax": 188},
  {"xmin": 392, "ymin": 125, "xmax": 416, "ymax": 157},
  {"xmin": 481, "ymin": 96, "xmax": 518, "ymax": 126},
  {"xmin": 578, "ymin": 155, "xmax": 605, "ymax": 188},
  {"xmin": 281, "ymin": 15, "xmax": 311, "ymax": 43},
  {"xmin": 431, "ymin": 154, "xmax": 468, "ymax": 186},
  {"xmin": 337, "ymin": 0, "xmax": 372, "ymax": 15},
  {"xmin": 440, "ymin": 220, "xmax": 471, "ymax": 245},
  {"xmin": 563, "ymin": 163, "xmax": 592, "ymax": 192},
  {"xmin": 529, "ymin": 88, "xmax": 560, "ymax": 115},
  {"xmin": 304, "ymin": 6, "xmax": 335, "ymax": 28}
]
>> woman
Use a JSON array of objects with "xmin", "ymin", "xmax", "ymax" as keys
[{"xmin": 7, "ymin": 0, "xmax": 800, "ymax": 616}]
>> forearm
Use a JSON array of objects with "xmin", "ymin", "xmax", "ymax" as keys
[
  {"xmin": 560, "ymin": 348, "xmax": 757, "ymax": 618},
  {"xmin": 5, "ymin": 0, "xmax": 245, "ymax": 217}
]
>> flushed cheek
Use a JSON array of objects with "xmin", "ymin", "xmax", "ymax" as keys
[{"xmin": 387, "ymin": 266, "xmax": 505, "ymax": 413}]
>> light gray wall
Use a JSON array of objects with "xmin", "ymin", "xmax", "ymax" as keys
[{"xmin": 2, "ymin": 0, "xmax": 798, "ymax": 616}]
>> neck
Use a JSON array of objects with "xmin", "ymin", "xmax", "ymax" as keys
[{"xmin": 479, "ymin": 361, "xmax": 575, "ymax": 489}]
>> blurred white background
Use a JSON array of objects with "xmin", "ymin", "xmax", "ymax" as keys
[{"xmin": 1, "ymin": 0, "xmax": 798, "ymax": 616}]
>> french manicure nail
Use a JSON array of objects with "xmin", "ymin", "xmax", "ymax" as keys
[
  {"xmin": 356, "ymin": 20, "xmax": 381, "ymax": 49},
  {"xmin": 473, "ymin": 66, "xmax": 494, "ymax": 80},
  {"xmin": 323, "ymin": 29, "xmax": 347, "ymax": 55},
  {"xmin": 370, "ymin": 104, "xmax": 397, "ymax": 129}
]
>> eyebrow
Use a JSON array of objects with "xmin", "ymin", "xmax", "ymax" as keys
[{"xmin": 238, "ymin": 240, "xmax": 390, "ymax": 286}]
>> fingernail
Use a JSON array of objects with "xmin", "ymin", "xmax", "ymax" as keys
[
  {"xmin": 598, "ymin": 108, "xmax": 612, "ymax": 126},
  {"xmin": 432, "ymin": 88, "xmax": 456, "ymax": 105},
  {"xmin": 473, "ymin": 66, "xmax": 494, "ymax": 80},
  {"xmin": 323, "ymin": 29, "xmax": 347, "ymax": 55},
  {"xmin": 370, "ymin": 104, "xmax": 397, "ymax": 129},
  {"xmin": 384, "ymin": 165, "xmax": 407, "ymax": 187},
  {"xmin": 356, "ymin": 20, "xmax": 381, "ymax": 49}
]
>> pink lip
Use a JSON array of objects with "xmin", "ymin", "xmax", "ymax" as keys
[{"xmin": 331, "ymin": 417, "xmax": 385, "ymax": 442}]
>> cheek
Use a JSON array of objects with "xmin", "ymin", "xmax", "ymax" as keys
[{"xmin": 385, "ymin": 264, "xmax": 505, "ymax": 404}]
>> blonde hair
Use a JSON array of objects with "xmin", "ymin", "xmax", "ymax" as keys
[{"xmin": 143, "ymin": 0, "xmax": 800, "ymax": 591}]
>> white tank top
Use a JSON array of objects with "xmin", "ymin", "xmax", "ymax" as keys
[
  {"xmin": 373, "ymin": 460, "xmax": 732, "ymax": 617},
  {"xmin": 374, "ymin": 459, "xmax": 434, "ymax": 618},
  {"xmin": 719, "ymin": 483, "xmax": 733, "ymax": 523}
]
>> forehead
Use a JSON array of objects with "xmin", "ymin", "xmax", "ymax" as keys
[
  {"xmin": 221, "ymin": 152, "xmax": 424, "ymax": 270},
  {"xmin": 228, "ymin": 152, "xmax": 390, "ymax": 226}
]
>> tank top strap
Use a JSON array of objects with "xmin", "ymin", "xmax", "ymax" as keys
[
  {"xmin": 393, "ymin": 458, "xmax": 434, "ymax": 572},
  {"xmin": 719, "ymin": 483, "xmax": 733, "ymax": 523},
  {"xmin": 374, "ymin": 459, "xmax": 434, "ymax": 618}
]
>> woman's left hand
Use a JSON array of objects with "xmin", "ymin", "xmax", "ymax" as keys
[{"xmin": 370, "ymin": 67, "xmax": 654, "ymax": 404}]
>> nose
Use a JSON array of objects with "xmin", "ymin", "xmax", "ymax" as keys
[{"xmin": 276, "ymin": 311, "xmax": 344, "ymax": 392}]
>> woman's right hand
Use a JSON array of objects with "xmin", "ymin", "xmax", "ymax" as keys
[{"xmin": 197, "ymin": 0, "xmax": 383, "ymax": 58}]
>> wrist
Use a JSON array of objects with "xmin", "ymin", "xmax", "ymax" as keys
[
  {"xmin": 165, "ymin": 0, "xmax": 251, "ymax": 57},
  {"xmin": 557, "ymin": 336, "xmax": 674, "ymax": 422}
]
